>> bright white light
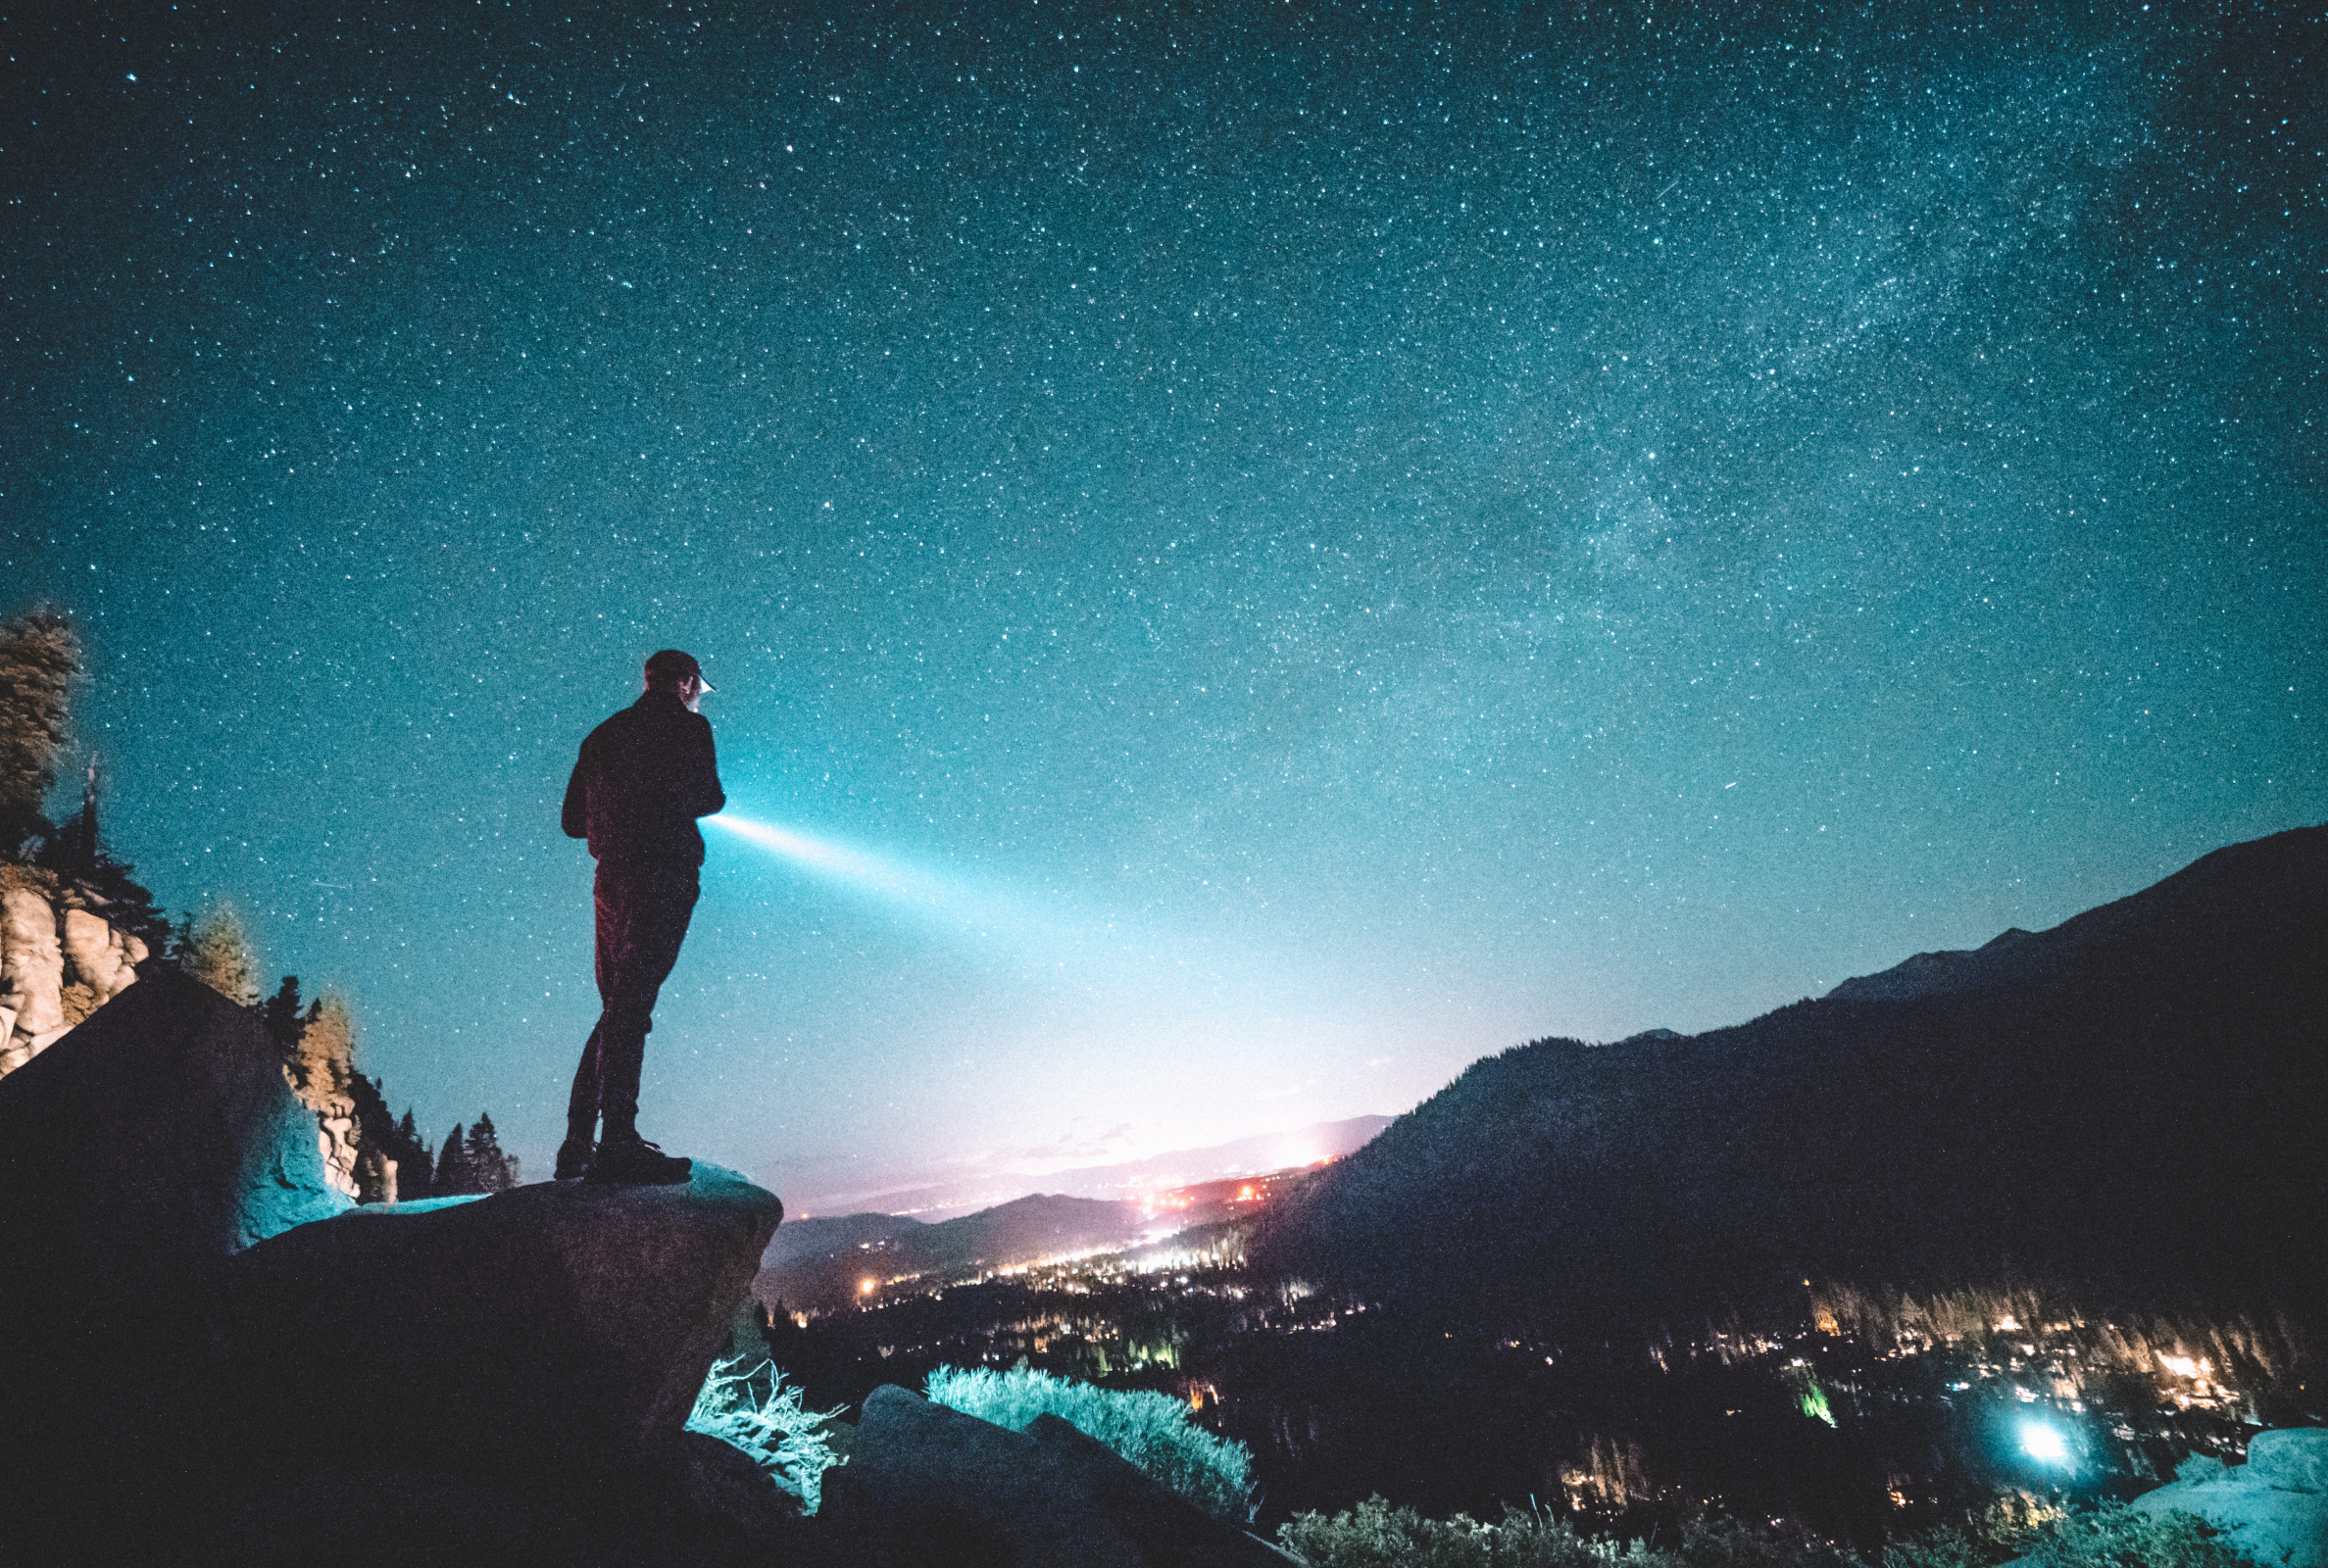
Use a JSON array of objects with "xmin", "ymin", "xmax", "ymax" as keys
[
  {"xmin": 2157, "ymin": 1353, "xmax": 2202, "ymax": 1378},
  {"xmin": 707, "ymin": 814, "xmax": 938, "ymax": 902},
  {"xmin": 707, "ymin": 811, "xmax": 1122, "ymax": 960},
  {"xmin": 2020, "ymin": 1422, "xmax": 2070, "ymax": 1464}
]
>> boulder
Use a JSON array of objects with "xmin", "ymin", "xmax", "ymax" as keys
[
  {"xmin": 644, "ymin": 1428, "xmax": 828, "ymax": 1562},
  {"xmin": 191, "ymin": 1163, "xmax": 783, "ymax": 1488},
  {"xmin": 60, "ymin": 906, "xmax": 143, "ymax": 1008},
  {"xmin": 0, "ymin": 968, "xmax": 347, "ymax": 1411},
  {"xmin": 1022, "ymin": 1414, "xmax": 1301, "ymax": 1566},
  {"xmin": 2128, "ymin": 1430, "xmax": 2328, "ymax": 1568},
  {"xmin": 0, "ymin": 958, "xmax": 791, "ymax": 1563},
  {"xmin": 0, "ymin": 966, "xmax": 354, "ymax": 1557},
  {"xmin": 819, "ymin": 1384, "xmax": 1293, "ymax": 1568}
]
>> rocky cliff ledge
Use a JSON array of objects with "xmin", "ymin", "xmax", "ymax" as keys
[
  {"xmin": 0, "ymin": 864, "xmax": 147, "ymax": 1076},
  {"xmin": 0, "ymin": 969, "xmax": 788, "ymax": 1565}
]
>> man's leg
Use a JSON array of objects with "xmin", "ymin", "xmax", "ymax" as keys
[
  {"xmin": 557, "ymin": 1023, "xmax": 603, "ymax": 1178},
  {"xmin": 557, "ymin": 866, "xmax": 632, "ymax": 1177},
  {"xmin": 564, "ymin": 1022, "xmax": 603, "ymax": 1139},
  {"xmin": 589, "ymin": 860, "xmax": 700, "ymax": 1145}
]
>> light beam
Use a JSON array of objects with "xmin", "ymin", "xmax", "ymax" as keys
[{"xmin": 705, "ymin": 813, "xmax": 959, "ymax": 909}]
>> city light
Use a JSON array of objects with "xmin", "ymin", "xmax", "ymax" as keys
[{"xmin": 2020, "ymin": 1422, "xmax": 2071, "ymax": 1465}]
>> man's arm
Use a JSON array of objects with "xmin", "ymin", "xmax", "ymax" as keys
[
  {"xmin": 686, "ymin": 716, "xmax": 726, "ymax": 819},
  {"xmin": 561, "ymin": 740, "xmax": 591, "ymax": 840}
]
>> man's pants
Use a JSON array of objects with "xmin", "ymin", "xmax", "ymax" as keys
[{"xmin": 566, "ymin": 858, "xmax": 699, "ymax": 1144}]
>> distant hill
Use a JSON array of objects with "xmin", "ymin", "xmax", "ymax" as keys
[
  {"xmin": 761, "ymin": 1194, "xmax": 1150, "ymax": 1314},
  {"xmin": 1037, "ymin": 1115, "xmax": 1394, "ymax": 1199},
  {"xmin": 1252, "ymin": 825, "xmax": 2328, "ymax": 1336},
  {"xmin": 817, "ymin": 1113, "xmax": 1394, "ymax": 1219}
]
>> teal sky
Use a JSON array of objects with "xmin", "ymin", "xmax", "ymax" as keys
[{"xmin": 5, "ymin": 2, "xmax": 2320, "ymax": 1213}]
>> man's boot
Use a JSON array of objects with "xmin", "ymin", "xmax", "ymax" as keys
[
  {"xmin": 555, "ymin": 1136, "xmax": 596, "ymax": 1181},
  {"xmin": 586, "ymin": 1134, "xmax": 692, "ymax": 1185}
]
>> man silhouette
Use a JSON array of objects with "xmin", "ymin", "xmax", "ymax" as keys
[{"xmin": 558, "ymin": 649, "xmax": 724, "ymax": 1183}]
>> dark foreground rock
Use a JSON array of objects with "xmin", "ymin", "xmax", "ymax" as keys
[
  {"xmin": 0, "ymin": 968, "xmax": 345, "ymax": 1451},
  {"xmin": 2, "ymin": 1153, "xmax": 791, "ymax": 1553},
  {"xmin": 9, "ymin": 1164, "xmax": 789, "ymax": 1564},
  {"xmin": 820, "ymin": 1384, "xmax": 1294, "ymax": 1568},
  {"xmin": 0, "ymin": 969, "xmax": 807, "ymax": 1564},
  {"xmin": 2128, "ymin": 1429, "xmax": 2328, "ymax": 1568},
  {"xmin": 197, "ymin": 1162, "xmax": 783, "ymax": 1480},
  {"xmin": 173, "ymin": 1427, "xmax": 822, "ymax": 1568}
]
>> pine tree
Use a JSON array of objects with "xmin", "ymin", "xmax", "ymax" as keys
[
  {"xmin": 467, "ymin": 1113, "xmax": 520, "ymax": 1193},
  {"xmin": 262, "ymin": 976, "xmax": 304, "ymax": 1053},
  {"xmin": 396, "ymin": 1108, "xmax": 433, "ymax": 1197},
  {"xmin": 346, "ymin": 1072, "xmax": 401, "ymax": 1202},
  {"xmin": 181, "ymin": 903, "xmax": 261, "ymax": 1006},
  {"xmin": 70, "ymin": 755, "xmax": 99, "ymax": 880},
  {"xmin": 70, "ymin": 848, "xmax": 170, "ymax": 955},
  {"xmin": 286, "ymin": 993, "xmax": 355, "ymax": 1102},
  {"xmin": 0, "ymin": 610, "xmax": 80, "ymax": 860},
  {"xmin": 433, "ymin": 1123, "xmax": 473, "ymax": 1196},
  {"xmin": 347, "ymin": 1072, "xmax": 398, "ymax": 1154}
]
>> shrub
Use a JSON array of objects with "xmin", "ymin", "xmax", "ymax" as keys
[
  {"xmin": 924, "ymin": 1362, "xmax": 1255, "ymax": 1520},
  {"xmin": 1276, "ymin": 1494, "xmax": 1636, "ymax": 1568},
  {"xmin": 1283, "ymin": 1493, "xmax": 2260, "ymax": 1568},
  {"xmin": 1883, "ymin": 1498, "xmax": 2257, "ymax": 1568},
  {"xmin": 686, "ymin": 1355, "xmax": 847, "ymax": 1515},
  {"xmin": 2016, "ymin": 1506, "xmax": 2256, "ymax": 1568},
  {"xmin": 1276, "ymin": 1495, "xmax": 1501, "ymax": 1568},
  {"xmin": 1277, "ymin": 1501, "xmax": 1861, "ymax": 1568}
]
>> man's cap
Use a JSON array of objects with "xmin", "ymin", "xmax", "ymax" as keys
[{"xmin": 644, "ymin": 649, "xmax": 713, "ymax": 692}]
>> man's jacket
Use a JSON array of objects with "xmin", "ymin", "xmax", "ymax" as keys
[{"xmin": 562, "ymin": 689, "xmax": 726, "ymax": 866}]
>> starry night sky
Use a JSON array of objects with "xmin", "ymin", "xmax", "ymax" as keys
[{"xmin": 5, "ymin": 2, "xmax": 2321, "ymax": 1214}]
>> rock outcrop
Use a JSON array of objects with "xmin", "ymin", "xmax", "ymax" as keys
[
  {"xmin": 2130, "ymin": 1430, "xmax": 2328, "ymax": 1568},
  {"xmin": 0, "ymin": 965, "xmax": 353, "ymax": 1558},
  {"xmin": 200, "ymin": 1164, "xmax": 783, "ymax": 1482},
  {"xmin": 820, "ymin": 1384, "xmax": 1292, "ymax": 1567},
  {"xmin": 0, "ymin": 867, "xmax": 148, "ymax": 1076},
  {"xmin": 0, "ymin": 963, "xmax": 798, "ymax": 1565},
  {"xmin": 0, "ymin": 964, "xmax": 348, "ymax": 1344},
  {"xmin": 280, "ymin": 995, "xmax": 365, "ymax": 1200}
]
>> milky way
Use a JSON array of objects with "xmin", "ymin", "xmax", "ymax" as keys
[{"xmin": 5, "ymin": 4, "xmax": 2320, "ymax": 1210}]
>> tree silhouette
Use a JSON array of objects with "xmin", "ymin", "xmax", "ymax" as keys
[
  {"xmin": 262, "ymin": 976, "xmax": 304, "ymax": 1053},
  {"xmin": 180, "ymin": 903, "xmax": 261, "ymax": 1006},
  {"xmin": 433, "ymin": 1122, "xmax": 474, "ymax": 1196},
  {"xmin": 467, "ymin": 1113, "xmax": 520, "ymax": 1192},
  {"xmin": 395, "ymin": 1108, "xmax": 433, "ymax": 1196},
  {"xmin": 0, "ymin": 610, "xmax": 79, "ymax": 859}
]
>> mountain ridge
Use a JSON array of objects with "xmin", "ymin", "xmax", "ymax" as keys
[
  {"xmin": 1821, "ymin": 826, "xmax": 2322, "ymax": 1004},
  {"xmin": 1253, "ymin": 823, "xmax": 2328, "ymax": 1335}
]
